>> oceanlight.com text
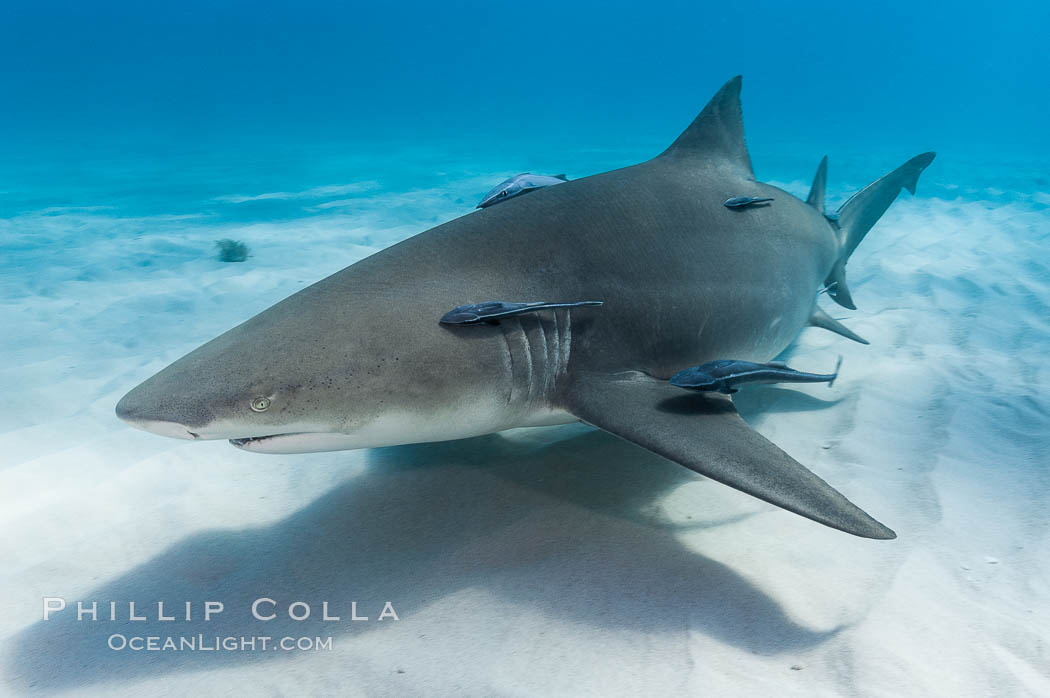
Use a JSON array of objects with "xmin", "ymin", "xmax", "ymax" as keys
[{"xmin": 107, "ymin": 634, "xmax": 334, "ymax": 652}]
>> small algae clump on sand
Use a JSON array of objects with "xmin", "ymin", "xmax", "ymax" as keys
[{"xmin": 215, "ymin": 239, "xmax": 250, "ymax": 262}]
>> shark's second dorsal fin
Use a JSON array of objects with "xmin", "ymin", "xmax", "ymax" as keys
[
  {"xmin": 807, "ymin": 156, "xmax": 828, "ymax": 213},
  {"xmin": 659, "ymin": 76, "xmax": 754, "ymax": 178}
]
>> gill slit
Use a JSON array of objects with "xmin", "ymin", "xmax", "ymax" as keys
[{"xmin": 498, "ymin": 311, "xmax": 574, "ymax": 413}]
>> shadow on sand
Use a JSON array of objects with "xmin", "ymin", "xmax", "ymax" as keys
[{"xmin": 9, "ymin": 400, "xmax": 840, "ymax": 692}]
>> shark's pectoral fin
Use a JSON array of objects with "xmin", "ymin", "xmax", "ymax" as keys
[
  {"xmin": 561, "ymin": 372, "xmax": 895, "ymax": 539},
  {"xmin": 809, "ymin": 306, "xmax": 869, "ymax": 344}
]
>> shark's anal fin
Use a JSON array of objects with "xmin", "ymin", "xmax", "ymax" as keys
[
  {"xmin": 809, "ymin": 305, "xmax": 869, "ymax": 344},
  {"xmin": 562, "ymin": 372, "xmax": 895, "ymax": 539}
]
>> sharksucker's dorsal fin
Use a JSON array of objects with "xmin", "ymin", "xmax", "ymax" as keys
[
  {"xmin": 562, "ymin": 371, "xmax": 895, "ymax": 539},
  {"xmin": 807, "ymin": 156, "xmax": 828, "ymax": 212},
  {"xmin": 659, "ymin": 76, "xmax": 754, "ymax": 178}
]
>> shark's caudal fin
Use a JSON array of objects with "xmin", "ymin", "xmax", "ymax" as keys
[
  {"xmin": 562, "ymin": 372, "xmax": 896, "ymax": 539},
  {"xmin": 824, "ymin": 152, "xmax": 936, "ymax": 309},
  {"xmin": 658, "ymin": 76, "xmax": 754, "ymax": 178},
  {"xmin": 806, "ymin": 156, "xmax": 828, "ymax": 212}
]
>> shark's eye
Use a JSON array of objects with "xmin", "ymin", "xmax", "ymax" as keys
[
  {"xmin": 499, "ymin": 190, "xmax": 507, "ymax": 197},
  {"xmin": 250, "ymin": 397, "xmax": 271, "ymax": 412}
]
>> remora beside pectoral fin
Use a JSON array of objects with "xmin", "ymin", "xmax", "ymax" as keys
[
  {"xmin": 810, "ymin": 305, "xmax": 869, "ymax": 344},
  {"xmin": 562, "ymin": 372, "xmax": 895, "ymax": 539},
  {"xmin": 658, "ymin": 75, "xmax": 754, "ymax": 178}
]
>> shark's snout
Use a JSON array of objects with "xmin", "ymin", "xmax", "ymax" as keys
[{"xmin": 115, "ymin": 387, "xmax": 204, "ymax": 440}]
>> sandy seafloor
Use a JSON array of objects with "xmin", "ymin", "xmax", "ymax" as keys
[{"xmin": 1, "ymin": 142, "xmax": 1049, "ymax": 697}]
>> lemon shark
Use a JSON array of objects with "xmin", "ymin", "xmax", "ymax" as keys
[{"xmin": 116, "ymin": 76, "xmax": 934, "ymax": 539}]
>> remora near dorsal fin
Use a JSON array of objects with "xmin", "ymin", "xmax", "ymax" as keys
[
  {"xmin": 658, "ymin": 76, "xmax": 754, "ymax": 178},
  {"xmin": 552, "ymin": 174, "xmax": 569, "ymax": 181},
  {"xmin": 809, "ymin": 305, "xmax": 869, "ymax": 344},
  {"xmin": 561, "ymin": 372, "xmax": 895, "ymax": 539},
  {"xmin": 806, "ymin": 156, "xmax": 828, "ymax": 212}
]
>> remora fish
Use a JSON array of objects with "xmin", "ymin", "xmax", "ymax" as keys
[
  {"xmin": 723, "ymin": 196, "xmax": 774, "ymax": 208},
  {"xmin": 477, "ymin": 173, "xmax": 569, "ymax": 208},
  {"xmin": 116, "ymin": 76, "xmax": 934, "ymax": 539},
  {"xmin": 670, "ymin": 357, "xmax": 842, "ymax": 394}
]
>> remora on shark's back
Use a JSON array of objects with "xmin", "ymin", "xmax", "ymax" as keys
[
  {"xmin": 116, "ymin": 76, "xmax": 934, "ymax": 540},
  {"xmin": 477, "ymin": 173, "xmax": 569, "ymax": 208}
]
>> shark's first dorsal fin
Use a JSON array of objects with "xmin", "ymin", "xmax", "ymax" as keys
[
  {"xmin": 659, "ymin": 76, "xmax": 754, "ymax": 178},
  {"xmin": 807, "ymin": 156, "xmax": 828, "ymax": 213}
]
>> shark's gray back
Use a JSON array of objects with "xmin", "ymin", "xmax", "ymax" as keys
[{"xmin": 303, "ymin": 155, "xmax": 836, "ymax": 385}]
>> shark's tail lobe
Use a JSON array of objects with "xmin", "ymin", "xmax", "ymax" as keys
[{"xmin": 824, "ymin": 152, "xmax": 936, "ymax": 309}]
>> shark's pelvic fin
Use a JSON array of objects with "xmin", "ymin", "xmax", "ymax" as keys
[
  {"xmin": 659, "ymin": 76, "xmax": 754, "ymax": 178},
  {"xmin": 824, "ymin": 152, "xmax": 936, "ymax": 309},
  {"xmin": 552, "ymin": 174, "xmax": 569, "ymax": 181},
  {"xmin": 806, "ymin": 155, "xmax": 828, "ymax": 213},
  {"xmin": 809, "ymin": 305, "xmax": 869, "ymax": 344},
  {"xmin": 562, "ymin": 372, "xmax": 896, "ymax": 539}
]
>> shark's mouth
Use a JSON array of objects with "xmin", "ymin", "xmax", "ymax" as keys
[{"xmin": 229, "ymin": 432, "xmax": 364, "ymax": 454}]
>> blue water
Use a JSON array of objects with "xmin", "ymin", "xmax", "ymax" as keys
[{"xmin": 1, "ymin": 0, "xmax": 1048, "ymax": 219}]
